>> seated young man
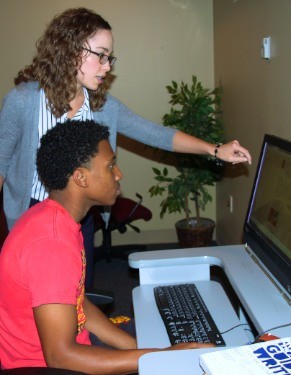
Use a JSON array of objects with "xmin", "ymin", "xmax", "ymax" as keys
[{"xmin": 0, "ymin": 120, "xmax": 213, "ymax": 374}]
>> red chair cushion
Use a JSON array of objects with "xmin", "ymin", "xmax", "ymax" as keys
[{"xmin": 93, "ymin": 197, "xmax": 152, "ymax": 229}]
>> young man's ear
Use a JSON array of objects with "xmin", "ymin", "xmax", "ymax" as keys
[{"xmin": 72, "ymin": 168, "xmax": 88, "ymax": 188}]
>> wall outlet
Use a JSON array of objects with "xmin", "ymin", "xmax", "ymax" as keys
[{"xmin": 228, "ymin": 195, "xmax": 234, "ymax": 213}]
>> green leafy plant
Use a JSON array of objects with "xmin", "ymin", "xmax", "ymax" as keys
[{"xmin": 149, "ymin": 76, "xmax": 224, "ymax": 225}]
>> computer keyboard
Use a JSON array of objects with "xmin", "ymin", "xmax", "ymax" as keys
[{"xmin": 154, "ymin": 283, "xmax": 226, "ymax": 346}]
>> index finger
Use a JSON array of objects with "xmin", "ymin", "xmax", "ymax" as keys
[{"xmin": 233, "ymin": 145, "xmax": 252, "ymax": 165}]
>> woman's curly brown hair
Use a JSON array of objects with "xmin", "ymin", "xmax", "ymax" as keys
[{"xmin": 14, "ymin": 8, "xmax": 113, "ymax": 117}]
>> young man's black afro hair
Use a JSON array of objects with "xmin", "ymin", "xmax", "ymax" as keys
[{"xmin": 37, "ymin": 119, "xmax": 110, "ymax": 191}]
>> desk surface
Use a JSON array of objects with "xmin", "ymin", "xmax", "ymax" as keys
[
  {"xmin": 138, "ymin": 348, "xmax": 225, "ymax": 375},
  {"xmin": 129, "ymin": 244, "xmax": 291, "ymax": 375},
  {"xmin": 132, "ymin": 280, "xmax": 250, "ymax": 348},
  {"xmin": 129, "ymin": 244, "xmax": 291, "ymax": 338}
]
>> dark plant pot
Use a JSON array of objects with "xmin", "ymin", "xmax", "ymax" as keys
[{"xmin": 175, "ymin": 217, "xmax": 215, "ymax": 248}]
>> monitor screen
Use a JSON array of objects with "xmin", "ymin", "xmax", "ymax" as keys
[{"xmin": 244, "ymin": 134, "xmax": 291, "ymax": 300}]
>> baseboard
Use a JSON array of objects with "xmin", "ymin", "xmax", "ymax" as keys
[{"xmin": 94, "ymin": 228, "xmax": 178, "ymax": 247}]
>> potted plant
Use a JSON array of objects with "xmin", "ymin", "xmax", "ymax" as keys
[{"xmin": 149, "ymin": 76, "xmax": 224, "ymax": 248}]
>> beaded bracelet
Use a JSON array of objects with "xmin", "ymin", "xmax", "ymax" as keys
[
  {"xmin": 214, "ymin": 143, "xmax": 221, "ymax": 160},
  {"xmin": 214, "ymin": 143, "xmax": 223, "ymax": 166}
]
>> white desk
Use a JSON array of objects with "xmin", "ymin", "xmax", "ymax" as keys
[{"xmin": 128, "ymin": 244, "xmax": 291, "ymax": 375}]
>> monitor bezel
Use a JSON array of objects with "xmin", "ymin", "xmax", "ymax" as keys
[{"xmin": 243, "ymin": 134, "xmax": 291, "ymax": 299}]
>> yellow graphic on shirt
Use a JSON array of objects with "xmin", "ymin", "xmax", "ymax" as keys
[{"xmin": 76, "ymin": 248, "xmax": 86, "ymax": 334}]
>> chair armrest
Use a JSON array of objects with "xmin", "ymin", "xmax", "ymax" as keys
[{"xmin": 86, "ymin": 288, "xmax": 114, "ymax": 306}]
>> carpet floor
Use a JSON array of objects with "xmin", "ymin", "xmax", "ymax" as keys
[
  {"xmin": 93, "ymin": 257, "xmax": 139, "ymax": 318},
  {"xmin": 92, "ymin": 243, "xmax": 179, "ymax": 318}
]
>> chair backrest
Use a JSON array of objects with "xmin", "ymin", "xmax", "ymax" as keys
[
  {"xmin": 92, "ymin": 196, "xmax": 152, "ymax": 233},
  {"xmin": 0, "ymin": 190, "xmax": 9, "ymax": 249}
]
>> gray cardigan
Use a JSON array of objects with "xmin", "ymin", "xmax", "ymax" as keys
[{"xmin": 0, "ymin": 82, "xmax": 176, "ymax": 229}]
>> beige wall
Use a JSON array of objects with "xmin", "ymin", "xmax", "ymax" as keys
[
  {"xmin": 0, "ymin": 0, "xmax": 215, "ymax": 244},
  {"xmin": 214, "ymin": 0, "xmax": 291, "ymax": 245},
  {"xmin": 2, "ymin": 1, "xmax": 289, "ymax": 247}
]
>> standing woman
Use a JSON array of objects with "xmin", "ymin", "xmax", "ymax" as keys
[{"xmin": 0, "ymin": 8, "xmax": 251, "ymax": 287}]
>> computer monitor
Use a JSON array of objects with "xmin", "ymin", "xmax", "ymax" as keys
[{"xmin": 244, "ymin": 134, "xmax": 291, "ymax": 301}]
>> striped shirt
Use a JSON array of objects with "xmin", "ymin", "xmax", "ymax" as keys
[{"xmin": 31, "ymin": 88, "xmax": 93, "ymax": 201}]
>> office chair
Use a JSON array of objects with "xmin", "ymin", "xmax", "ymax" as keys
[{"xmin": 92, "ymin": 193, "xmax": 152, "ymax": 262}]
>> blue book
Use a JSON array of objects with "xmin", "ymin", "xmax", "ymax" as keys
[{"xmin": 199, "ymin": 337, "xmax": 291, "ymax": 374}]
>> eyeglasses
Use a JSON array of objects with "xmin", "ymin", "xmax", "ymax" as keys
[{"xmin": 82, "ymin": 48, "xmax": 117, "ymax": 66}]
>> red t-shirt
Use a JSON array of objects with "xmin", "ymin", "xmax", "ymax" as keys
[{"xmin": 0, "ymin": 199, "xmax": 90, "ymax": 369}]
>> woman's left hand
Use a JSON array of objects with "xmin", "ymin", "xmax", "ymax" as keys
[{"xmin": 217, "ymin": 140, "xmax": 252, "ymax": 165}]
